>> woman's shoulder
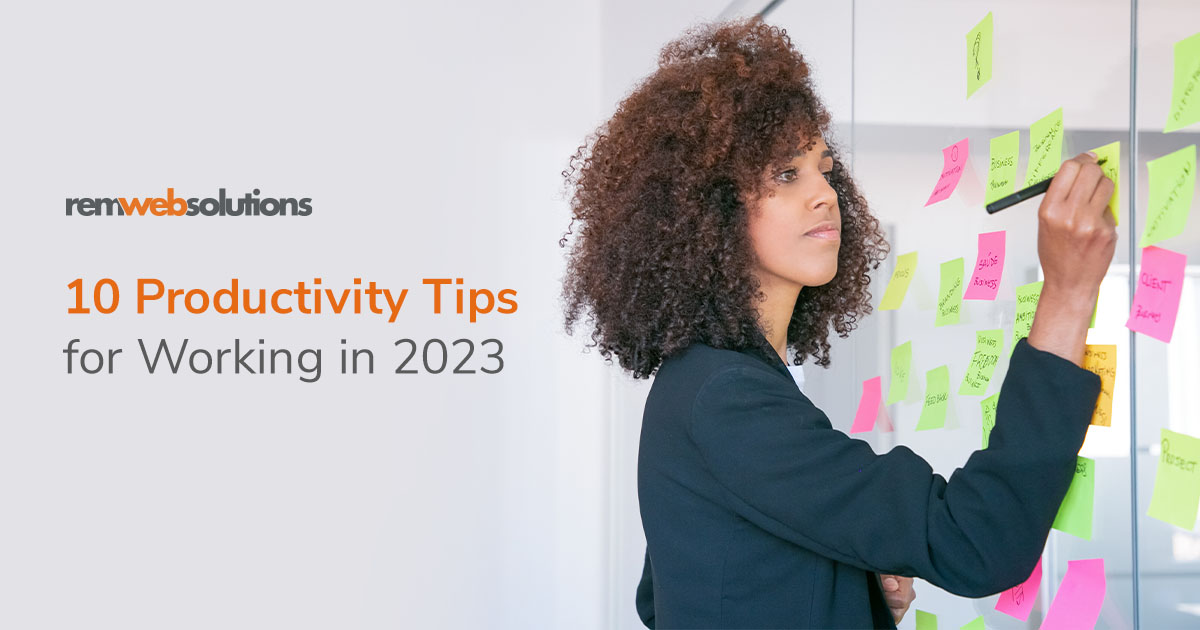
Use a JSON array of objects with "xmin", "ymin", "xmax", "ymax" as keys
[{"xmin": 654, "ymin": 340, "xmax": 794, "ymax": 394}]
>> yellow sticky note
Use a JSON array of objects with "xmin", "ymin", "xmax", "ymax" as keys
[
  {"xmin": 1147, "ymin": 428, "xmax": 1200, "ymax": 530},
  {"xmin": 1082, "ymin": 345, "xmax": 1116, "ymax": 427},
  {"xmin": 1052, "ymin": 456, "xmax": 1095, "ymax": 540},
  {"xmin": 1166, "ymin": 32, "xmax": 1200, "ymax": 133},
  {"xmin": 888, "ymin": 341, "xmax": 912, "ymax": 405},
  {"xmin": 916, "ymin": 365, "xmax": 950, "ymax": 431},
  {"xmin": 1141, "ymin": 144, "xmax": 1196, "ymax": 248},
  {"xmin": 981, "ymin": 393, "xmax": 999, "ymax": 449},
  {"xmin": 986, "ymin": 131, "xmax": 1020, "ymax": 204},
  {"xmin": 1090, "ymin": 141, "xmax": 1120, "ymax": 225},
  {"xmin": 1011, "ymin": 280, "xmax": 1043, "ymax": 353},
  {"xmin": 879, "ymin": 251, "xmax": 918, "ymax": 311},
  {"xmin": 935, "ymin": 258, "xmax": 964, "ymax": 327},
  {"xmin": 1026, "ymin": 108, "xmax": 1064, "ymax": 186},
  {"xmin": 916, "ymin": 609, "xmax": 938, "ymax": 630},
  {"xmin": 966, "ymin": 12, "xmax": 993, "ymax": 99},
  {"xmin": 960, "ymin": 329, "xmax": 1003, "ymax": 395},
  {"xmin": 961, "ymin": 616, "xmax": 985, "ymax": 630}
]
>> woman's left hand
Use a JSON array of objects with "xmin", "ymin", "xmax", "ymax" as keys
[{"xmin": 881, "ymin": 574, "xmax": 916, "ymax": 624}]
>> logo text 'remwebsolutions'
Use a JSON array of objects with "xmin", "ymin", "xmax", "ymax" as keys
[{"xmin": 66, "ymin": 189, "xmax": 312, "ymax": 217}]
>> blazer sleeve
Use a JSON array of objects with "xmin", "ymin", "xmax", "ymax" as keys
[
  {"xmin": 687, "ymin": 338, "xmax": 1101, "ymax": 597},
  {"xmin": 635, "ymin": 549, "xmax": 655, "ymax": 628}
]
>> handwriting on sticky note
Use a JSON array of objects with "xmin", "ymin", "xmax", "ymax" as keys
[
  {"xmin": 981, "ymin": 393, "xmax": 999, "ymax": 449},
  {"xmin": 1147, "ymin": 428, "xmax": 1200, "ymax": 530},
  {"xmin": 1082, "ymin": 345, "xmax": 1116, "ymax": 427},
  {"xmin": 966, "ymin": 12, "xmax": 993, "ymax": 99},
  {"xmin": 1166, "ymin": 32, "xmax": 1200, "ymax": 133},
  {"xmin": 851, "ymin": 377, "xmax": 882, "ymax": 434},
  {"xmin": 1052, "ymin": 456, "xmax": 1095, "ymax": 540},
  {"xmin": 916, "ymin": 365, "xmax": 950, "ymax": 431},
  {"xmin": 887, "ymin": 341, "xmax": 912, "ymax": 405},
  {"xmin": 879, "ymin": 252, "xmax": 918, "ymax": 311},
  {"xmin": 935, "ymin": 258, "xmax": 963, "ymax": 327},
  {"xmin": 1090, "ymin": 140, "xmax": 1121, "ymax": 225},
  {"xmin": 1026, "ymin": 108, "xmax": 1064, "ymax": 186},
  {"xmin": 964, "ymin": 230, "xmax": 1005, "ymax": 300},
  {"xmin": 915, "ymin": 609, "xmax": 938, "ymax": 630},
  {"xmin": 986, "ymin": 131, "xmax": 1020, "ymax": 204},
  {"xmin": 995, "ymin": 557, "xmax": 1042, "ymax": 621},
  {"xmin": 926, "ymin": 138, "xmax": 969, "ymax": 206},
  {"xmin": 1141, "ymin": 144, "xmax": 1196, "ymax": 247},
  {"xmin": 1011, "ymin": 281, "xmax": 1043, "ymax": 353},
  {"xmin": 1125, "ymin": 245, "xmax": 1187, "ymax": 343},
  {"xmin": 1040, "ymin": 559, "xmax": 1106, "ymax": 630},
  {"xmin": 959, "ymin": 329, "xmax": 1003, "ymax": 396}
]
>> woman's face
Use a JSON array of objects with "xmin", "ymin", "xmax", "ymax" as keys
[{"xmin": 747, "ymin": 136, "xmax": 841, "ymax": 293}]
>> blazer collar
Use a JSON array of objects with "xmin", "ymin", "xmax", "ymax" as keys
[{"xmin": 739, "ymin": 328, "xmax": 793, "ymax": 381}]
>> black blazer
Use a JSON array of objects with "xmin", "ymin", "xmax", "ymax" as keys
[{"xmin": 635, "ymin": 331, "xmax": 1101, "ymax": 629}]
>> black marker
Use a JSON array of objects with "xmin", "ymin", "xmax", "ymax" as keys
[{"xmin": 985, "ymin": 157, "xmax": 1107, "ymax": 214}]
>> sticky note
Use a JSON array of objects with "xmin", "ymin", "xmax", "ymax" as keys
[
  {"xmin": 916, "ymin": 609, "xmax": 938, "ymax": 630},
  {"xmin": 966, "ymin": 12, "xmax": 993, "ymax": 99},
  {"xmin": 1026, "ymin": 107, "xmax": 1064, "ymax": 186},
  {"xmin": 887, "ymin": 341, "xmax": 912, "ymax": 405},
  {"xmin": 1011, "ymin": 281, "xmax": 1043, "ymax": 353},
  {"xmin": 916, "ymin": 365, "xmax": 950, "ymax": 431},
  {"xmin": 851, "ymin": 377, "xmax": 882, "ymax": 433},
  {"xmin": 1040, "ymin": 559, "xmax": 1106, "ymax": 630},
  {"xmin": 935, "ymin": 258, "xmax": 964, "ymax": 327},
  {"xmin": 1082, "ymin": 345, "xmax": 1116, "ymax": 427},
  {"xmin": 964, "ymin": 230, "xmax": 1006, "ymax": 300},
  {"xmin": 1052, "ymin": 456, "xmax": 1095, "ymax": 540},
  {"xmin": 926, "ymin": 138, "xmax": 970, "ymax": 206},
  {"xmin": 1147, "ymin": 428, "xmax": 1200, "ymax": 530},
  {"xmin": 1166, "ymin": 32, "xmax": 1200, "ymax": 133},
  {"xmin": 1126, "ymin": 245, "xmax": 1187, "ymax": 343},
  {"xmin": 986, "ymin": 131, "xmax": 1020, "ymax": 204},
  {"xmin": 1140, "ymin": 144, "xmax": 1196, "ymax": 248},
  {"xmin": 879, "ymin": 251, "xmax": 918, "ymax": 310},
  {"xmin": 981, "ymin": 393, "xmax": 999, "ymax": 449},
  {"xmin": 877, "ymin": 401, "xmax": 894, "ymax": 432},
  {"xmin": 995, "ymin": 557, "xmax": 1042, "ymax": 621},
  {"xmin": 959, "ymin": 329, "xmax": 1003, "ymax": 395},
  {"xmin": 1090, "ymin": 140, "xmax": 1121, "ymax": 225},
  {"xmin": 960, "ymin": 616, "xmax": 984, "ymax": 630}
]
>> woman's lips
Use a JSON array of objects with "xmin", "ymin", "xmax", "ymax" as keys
[{"xmin": 805, "ymin": 227, "xmax": 840, "ymax": 240}]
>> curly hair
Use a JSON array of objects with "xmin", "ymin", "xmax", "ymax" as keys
[{"xmin": 559, "ymin": 16, "xmax": 889, "ymax": 379}]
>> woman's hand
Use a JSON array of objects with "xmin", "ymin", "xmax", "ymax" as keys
[
  {"xmin": 1027, "ymin": 151, "xmax": 1118, "ymax": 366},
  {"xmin": 881, "ymin": 574, "xmax": 916, "ymax": 624}
]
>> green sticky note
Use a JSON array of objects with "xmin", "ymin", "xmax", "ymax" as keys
[
  {"xmin": 887, "ymin": 341, "xmax": 912, "ymax": 405},
  {"xmin": 1090, "ymin": 141, "xmax": 1121, "ymax": 225},
  {"xmin": 1052, "ymin": 456, "xmax": 1095, "ymax": 539},
  {"xmin": 981, "ymin": 393, "xmax": 999, "ymax": 449},
  {"xmin": 879, "ymin": 251, "xmax": 918, "ymax": 310},
  {"xmin": 1166, "ymin": 32, "xmax": 1200, "ymax": 133},
  {"xmin": 916, "ymin": 365, "xmax": 950, "ymax": 431},
  {"xmin": 1026, "ymin": 107, "xmax": 1064, "ymax": 186},
  {"xmin": 1090, "ymin": 297, "xmax": 1098, "ymax": 329},
  {"xmin": 966, "ymin": 12, "xmax": 993, "ymax": 99},
  {"xmin": 1148, "ymin": 428, "xmax": 1200, "ymax": 530},
  {"xmin": 1011, "ymin": 281, "xmax": 1043, "ymax": 353},
  {"xmin": 936, "ymin": 258, "xmax": 964, "ymax": 327},
  {"xmin": 961, "ymin": 616, "xmax": 985, "ymax": 630},
  {"xmin": 959, "ymin": 329, "xmax": 1003, "ymax": 395},
  {"xmin": 1140, "ymin": 144, "xmax": 1196, "ymax": 248},
  {"xmin": 986, "ymin": 131, "xmax": 1020, "ymax": 204},
  {"xmin": 916, "ymin": 609, "xmax": 938, "ymax": 630}
]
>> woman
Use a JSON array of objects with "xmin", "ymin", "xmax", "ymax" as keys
[{"xmin": 559, "ymin": 17, "xmax": 1112, "ymax": 629}]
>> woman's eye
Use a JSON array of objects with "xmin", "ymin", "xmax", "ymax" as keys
[
  {"xmin": 822, "ymin": 170, "xmax": 833, "ymax": 182},
  {"xmin": 775, "ymin": 169, "xmax": 797, "ymax": 183}
]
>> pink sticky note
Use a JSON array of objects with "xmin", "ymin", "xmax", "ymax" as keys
[
  {"xmin": 995, "ymin": 557, "xmax": 1042, "ymax": 621},
  {"xmin": 925, "ymin": 138, "xmax": 969, "ymax": 206},
  {"xmin": 964, "ymin": 230, "xmax": 1006, "ymax": 300},
  {"xmin": 876, "ymin": 397, "xmax": 894, "ymax": 432},
  {"xmin": 851, "ymin": 377, "xmax": 882, "ymax": 433},
  {"xmin": 1040, "ymin": 558, "xmax": 1106, "ymax": 630},
  {"xmin": 1125, "ymin": 246, "xmax": 1187, "ymax": 342}
]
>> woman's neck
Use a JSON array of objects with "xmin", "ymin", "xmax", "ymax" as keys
[{"xmin": 756, "ymin": 276, "xmax": 802, "ymax": 364}]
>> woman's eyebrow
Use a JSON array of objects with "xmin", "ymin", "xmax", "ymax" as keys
[{"xmin": 791, "ymin": 148, "xmax": 835, "ymax": 159}]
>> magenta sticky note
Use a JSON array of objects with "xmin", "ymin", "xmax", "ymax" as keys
[
  {"xmin": 1040, "ymin": 558, "xmax": 1106, "ymax": 630},
  {"xmin": 925, "ymin": 138, "xmax": 970, "ymax": 206},
  {"xmin": 1126, "ymin": 246, "xmax": 1187, "ymax": 342},
  {"xmin": 964, "ymin": 230, "xmax": 1006, "ymax": 300},
  {"xmin": 995, "ymin": 557, "xmax": 1042, "ymax": 621},
  {"xmin": 851, "ymin": 377, "xmax": 882, "ymax": 433},
  {"xmin": 876, "ymin": 398, "xmax": 894, "ymax": 432}
]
